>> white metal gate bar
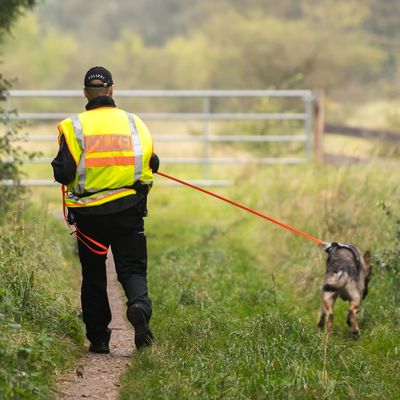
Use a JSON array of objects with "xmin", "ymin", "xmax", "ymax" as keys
[
  {"xmin": 9, "ymin": 112, "xmax": 307, "ymax": 121},
  {"xmin": 2, "ymin": 89, "xmax": 314, "ymax": 186},
  {"xmin": 8, "ymin": 89, "xmax": 313, "ymax": 97},
  {"xmin": 21, "ymin": 134, "xmax": 307, "ymax": 143}
]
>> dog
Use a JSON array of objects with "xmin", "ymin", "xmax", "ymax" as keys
[{"xmin": 317, "ymin": 242, "xmax": 372, "ymax": 339}]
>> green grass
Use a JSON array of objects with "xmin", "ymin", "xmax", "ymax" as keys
[
  {"xmin": 118, "ymin": 162, "xmax": 400, "ymax": 399},
  {"xmin": 5, "ymin": 96, "xmax": 400, "ymax": 399},
  {"xmin": 0, "ymin": 202, "xmax": 83, "ymax": 399}
]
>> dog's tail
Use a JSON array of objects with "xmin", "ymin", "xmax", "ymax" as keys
[
  {"xmin": 323, "ymin": 270, "xmax": 348, "ymax": 292},
  {"xmin": 323, "ymin": 283, "xmax": 337, "ymax": 292}
]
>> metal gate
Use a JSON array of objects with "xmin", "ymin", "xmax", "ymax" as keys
[{"xmin": 1, "ymin": 89, "xmax": 314, "ymax": 186}]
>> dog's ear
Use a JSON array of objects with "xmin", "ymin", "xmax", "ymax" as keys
[{"xmin": 363, "ymin": 251, "xmax": 372, "ymax": 271}]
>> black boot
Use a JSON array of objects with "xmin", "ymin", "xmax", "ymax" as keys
[
  {"xmin": 127, "ymin": 304, "xmax": 154, "ymax": 350},
  {"xmin": 88, "ymin": 328, "xmax": 111, "ymax": 353},
  {"xmin": 89, "ymin": 342, "xmax": 110, "ymax": 354}
]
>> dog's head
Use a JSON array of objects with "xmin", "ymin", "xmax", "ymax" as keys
[{"xmin": 362, "ymin": 251, "xmax": 372, "ymax": 299}]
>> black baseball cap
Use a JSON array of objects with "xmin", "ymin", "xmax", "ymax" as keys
[{"xmin": 84, "ymin": 66, "xmax": 113, "ymax": 88}]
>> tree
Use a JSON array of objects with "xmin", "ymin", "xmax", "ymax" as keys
[
  {"xmin": 0, "ymin": 0, "xmax": 39, "ymax": 215},
  {"xmin": 0, "ymin": 0, "xmax": 37, "ymax": 40}
]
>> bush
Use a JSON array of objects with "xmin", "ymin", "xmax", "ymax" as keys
[
  {"xmin": 0, "ymin": 75, "xmax": 39, "ymax": 216},
  {"xmin": 0, "ymin": 0, "xmax": 40, "ymax": 215},
  {"xmin": 0, "ymin": 205, "xmax": 83, "ymax": 399},
  {"xmin": 374, "ymin": 201, "xmax": 400, "ymax": 304}
]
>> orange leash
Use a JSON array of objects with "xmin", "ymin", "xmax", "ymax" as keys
[
  {"xmin": 61, "ymin": 185, "xmax": 109, "ymax": 256},
  {"xmin": 157, "ymin": 171, "xmax": 326, "ymax": 246}
]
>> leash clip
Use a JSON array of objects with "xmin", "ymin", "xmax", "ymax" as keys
[{"xmin": 321, "ymin": 241, "xmax": 333, "ymax": 252}]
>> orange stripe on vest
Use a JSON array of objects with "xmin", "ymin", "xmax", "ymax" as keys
[{"xmin": 85, "ymin": 156, "xmax": 135, "ymax": 167}]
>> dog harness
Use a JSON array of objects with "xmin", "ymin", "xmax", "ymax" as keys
[{"xmin": 325, "ymin": 242, "xmax": 362, "ymax": 271}]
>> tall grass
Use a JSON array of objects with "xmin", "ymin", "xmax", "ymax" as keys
[
  {"xmin": 0, "ymin": 203, "xmax": 83, "ymax": 399},
  {"xmin": 119, "ymin": 162, "xmax": 400, "ymax": 399}
]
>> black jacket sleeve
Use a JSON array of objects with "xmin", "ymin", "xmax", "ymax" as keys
[{"xmin": 51, "ymin": 136, "xmax": 77, "ymax": 184}]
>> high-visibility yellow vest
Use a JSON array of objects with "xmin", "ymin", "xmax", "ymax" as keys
[{"xmin": 57, "ymin": 106, "xmax": 153, "ymax": 208}]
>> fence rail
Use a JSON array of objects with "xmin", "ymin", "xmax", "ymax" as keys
[
  {"xmin": 7, "ymin": 89, "xmax": 314, "ymax": 98},
  {"xmin": 9, "ymin": 112, "xmax": 308, "ymax": 121},
  {"xmin": 311, "ymin": 89, "xmax": 400, "ymax": 163},
  {"xmin": 20, "ymin": 134, "xmax": 308, "ymax": 143},
  {"xmin": 325, "ymin": 123, "xmax": 400, "ymax": 142},
  {"xmin": 2, "ymin": 89, "xmax": 315, "ymax": 186}
]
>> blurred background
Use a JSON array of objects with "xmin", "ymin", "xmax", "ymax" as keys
[
  {"xmin": 2, "ymin": 0, "xmax": 399, "ymax": 126},
  {"xmin": 2, "ymin": 0, "xmax": 400, "ymax": 192}
]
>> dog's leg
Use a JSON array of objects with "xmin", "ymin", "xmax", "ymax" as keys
[
  {"xmin": 317, "ymin": 305, "xmax": 326, "ymax": 330},
  {"xmin": 348, "ymin": 299, "xmax": 361, "ymax": 339},
  {"xmin": 346, "ymin": 311, "xmax": 352, "ymax": 327},
  {"xmin": 320, "ymin": 291, "xmax": 337, "ymax": 333},
  {"xmin": 317, "ymin": 294, "xmax": 328, "ymax": 330}
]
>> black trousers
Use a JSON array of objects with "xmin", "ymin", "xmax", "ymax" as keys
[{"xmin": 75, "ymin": 206, "xmax": 152, "ymax": 344}]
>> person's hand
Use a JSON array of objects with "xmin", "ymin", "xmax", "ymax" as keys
[{"xmin": 149, "ymin": 153, "xmax": 160, "ymax": 173}]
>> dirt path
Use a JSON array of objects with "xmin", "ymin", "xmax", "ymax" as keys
[{"xmin": 56, "ymin": 253, "xmax": 133, "ymax": 400}]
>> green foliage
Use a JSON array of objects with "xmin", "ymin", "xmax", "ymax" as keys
[
  {"xmin": 0, "ymin": 14, "xmax": 77, "ymax": 89},
  {"xmin": 364, "ymin": 0, "xmax": 400, "ymax": 40},
  {"xmin": 0, "ymin": 205, "xmax": 83, "ymax": 399},
  {"xmin": 0, "ymin": 83, "xmax": 41, "ymax": 216},
  {"xmin": 0, "ymin": 4, "xmax": 81, "ymax": 390},
  {"xmin": 1, "ymin": 1, "xmax": 389, "ymax": 102},
  {"xmin": 0, "ymin": 0, "xmax": 37, "ymax": 41},
  {"xmin": 3, "ymin": 0, "xmax": 395, "ymax": 129},
  {"xmin": 37, "ymin": 0, "xmax": 216, "ymax": 46},
  {"xmin": 0, "ymin": 0, "xmax": 40, "ymax": 214},
  {"xmin": 374, "ymin": 202, "xmax": 400, "ymax": 302},
  {"xmin": 38, "ymin": 0, "xmax": 400, "ymax": 50},
  {"xmin": 0, "ymin": 78, "xmax": 25, "ymax": 215}
]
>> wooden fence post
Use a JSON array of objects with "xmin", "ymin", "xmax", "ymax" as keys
[{"xmin": 313, "ymin": 90, "xmax": 325, "ymax": 163}]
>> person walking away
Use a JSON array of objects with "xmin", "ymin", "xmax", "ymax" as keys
[{"xmin": 51, "ymin": 66, "xmax": 159, "ymax": 353}]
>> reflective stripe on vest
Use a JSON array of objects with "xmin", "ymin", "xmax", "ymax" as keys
[
  {"xmin": 70, "ymin": 115, "xmax": 86, "ymax": 193},
  {"xmin": 127, "ymin": 112, "xmax": 143, "ymax": 183},
  {"xmin": 65, "ymin": 187, "xmax": 135, "ymax": 207}
]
